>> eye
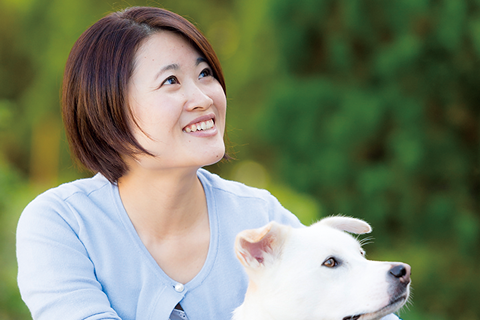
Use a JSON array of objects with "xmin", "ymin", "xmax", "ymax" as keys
[
  {"xmin": 322, "ymin": 257, "xmax": 339, "ymax": 268},
  {"xmin": 360, "ymin": 249, "xmax": 366, "ymax": 257},
  {"xmin": 199, "ymin": 67, "xmax": 213, "ymax": 79},
  {"xmin": 162, "ymin": 75, "xmax": 179, "ymax": 86}
]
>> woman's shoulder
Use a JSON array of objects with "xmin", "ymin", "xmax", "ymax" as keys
[
  {"xmin": 21, "ymin": 173, "xmax": 113, "ymax": 220},
  {"xmin": 198, "ymin": 168, "xmax": 303, "ymax": 227},
  {"xmin": 18, "ymin": 174, "xmax": 118, "ymax": 240},
  {"xmin": 33, "ymin": 173, "xmax": 111, "ymax": 202}
]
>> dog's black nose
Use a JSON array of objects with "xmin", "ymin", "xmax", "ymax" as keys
[
  {"xmin": 389, "ymin": 264, "xmax": 411, "ymax": 284},
  {"xmin": 390, "ymin": 265, "xmax": 406, "ymax": 278}
]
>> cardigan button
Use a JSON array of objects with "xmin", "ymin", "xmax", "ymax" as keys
[{"xmin": 174, "ymin": 283, "xmax": 185, "ymax": 292}]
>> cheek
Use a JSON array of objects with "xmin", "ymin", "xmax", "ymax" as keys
[
  {"xmin": 217, "ymin": 91, "xmax": 227, "ymax": 113},
  {"xmin": 131, "ymin": 99, "xmax": 179, "ymax": 137},
  {"xmin": 133, "ymin": 102, "xmax": 165, "ymax": 127},
  {"xmin": 213, "ymin": 89, "xmax": 227, "ymax": 127}
]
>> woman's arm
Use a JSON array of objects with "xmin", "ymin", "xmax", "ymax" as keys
[{"xmin": 16, "ymin": 197, "xmax": 122, "ymax": 320}]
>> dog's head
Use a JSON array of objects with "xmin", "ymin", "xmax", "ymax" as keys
[{"xmin": 235, "ymin": 216, "xmax": 411, "ymax": 320}]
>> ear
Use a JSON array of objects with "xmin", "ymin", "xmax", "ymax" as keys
[
  {"xmin": 319, "ymin": 216, "xmax": 372, "ymax": 234},
  {"xmin": 235, "ymin": 221, "xmax": 288, "ymax": 269}
]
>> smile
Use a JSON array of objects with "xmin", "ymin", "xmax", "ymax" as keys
[{"xmin": 183, "ymin": 119, "xmax": 214, "ymax": 133}]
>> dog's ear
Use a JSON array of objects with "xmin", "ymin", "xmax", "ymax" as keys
[
  {"xmin": 235, "ymin": 222, "xmax": 288, "ymax": 269},
  {"xmin": 319, "ymin": 216, "xmax": 372, "ymax": 234}
]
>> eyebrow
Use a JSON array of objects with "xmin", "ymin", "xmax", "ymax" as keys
[
  {"xmin": 154, "ymin": 63, "xmax": 179, "ymax": 81},
  {"xmin": 154, "ymin": 57, "xmax": 208, "ymax": 81},
  {"xmin": 196, "ymin": 56, "xmax": 207, "ymax": 66}
]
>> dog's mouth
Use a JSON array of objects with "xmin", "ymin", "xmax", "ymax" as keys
[{"xmin": 342, "ymin": 294, "xmax": 408, "ymax": 320}]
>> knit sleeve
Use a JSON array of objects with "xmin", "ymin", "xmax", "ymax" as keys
[{"xmin": 16, "ymin": 194, "xmax": 122, "ymax": 320}]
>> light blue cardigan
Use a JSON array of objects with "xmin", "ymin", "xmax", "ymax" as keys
[
  {"xmin": 17, "ymin": 168, "xmax": 400, "ymax": 320},
  {"xmin": 17, "ymin": 169, "xmax": 303, "ymax": 319}
]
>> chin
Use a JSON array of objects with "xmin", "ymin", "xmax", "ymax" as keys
[
  {"xmin": 203, "ymin": 152, "xmax": 226, "ymax": 167},
  {"xmin": 202, "ymin": 143, "xmax": 226, "ymax": 165}
]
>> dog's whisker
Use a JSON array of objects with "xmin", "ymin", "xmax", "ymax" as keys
[{"xmin": 358, "ymin": 236, "xmax": 375, "ymax": 247}]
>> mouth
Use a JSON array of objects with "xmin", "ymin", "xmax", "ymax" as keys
[
  {"xmin": 342, "ymin": 294, "xmax": 408, "ymax": 320},
  {"xmin": 183, "ymin": 115, "xmax": 215, "ymax": 133}
]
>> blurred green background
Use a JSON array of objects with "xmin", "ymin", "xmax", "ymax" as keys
[{"xmin": 1, "ymin": 0, "xmax": 479, "ymax": 319}]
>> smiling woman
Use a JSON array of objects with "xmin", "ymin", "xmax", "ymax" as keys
[
  {"xmin": 125, "ymin": 31, "xmax": 226, "ymax": 172},
  {"xmin": 61, "ymin": 7, "xmax": 227, "ymax": 183},
  {"xmin": 16, "ymin": 6, "xmax": 304, "ymax": 320},
  {"xmin": 16, "ymin": 6, "xmax": 399, "ymax": 320}
]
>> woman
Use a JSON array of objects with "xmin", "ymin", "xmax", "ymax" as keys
[{"xmin": 16, "ymin": 6, "xmax": 400, "ymax": 320}]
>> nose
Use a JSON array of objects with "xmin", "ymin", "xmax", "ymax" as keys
[
  {"xmin": 184, "ymin": 83, "xmax": 214, "ymax": 111},
  {"xmin": 389, "ymin": 263, "xmax": 411, "ymax": 284}
]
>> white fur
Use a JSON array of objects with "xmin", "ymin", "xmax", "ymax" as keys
[{"xmin": 233, "ymin": 216, "xmax": 411, "ymax": 320}]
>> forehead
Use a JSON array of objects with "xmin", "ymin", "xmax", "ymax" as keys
[
  {"xmin": 131, "ymin": 31, "xmax": 202, "ymax": 76},
  {"xmin": 137, "ymin": 31, "xmax": 192, "ymax": 55},
  {"xmin": 288, "ymin": 224, "xmax": 362, "ymax": 256}
]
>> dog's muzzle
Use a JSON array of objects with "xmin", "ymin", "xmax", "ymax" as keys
[
  {"xmin": 388, "ymin": 263, "xmax": 411, "ymax": 298},
  {"xmin": 343, "ymin": 263, "xmax": 411, "ymax": 320}
]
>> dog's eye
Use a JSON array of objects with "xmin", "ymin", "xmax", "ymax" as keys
[{"xmin": 322, "ymin": 257, "xmax": 338, "ymax": 268}]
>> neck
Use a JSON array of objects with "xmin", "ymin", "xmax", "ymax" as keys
[{"xmin": 117, "ymin": 167, "xmax": 207, "ymax": 240}]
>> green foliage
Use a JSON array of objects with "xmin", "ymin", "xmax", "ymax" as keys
[
  {"xmin": 255, "ymin": 0, "xmax": 480, "ymax": 318},
  {"xmin": 0, "ymin": 160, "xmax": 31, "ymax": 319}
]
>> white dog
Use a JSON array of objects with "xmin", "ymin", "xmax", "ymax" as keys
[{"xmin": 233, "ymin": 216, "xmax": 411, "ymax": 320}]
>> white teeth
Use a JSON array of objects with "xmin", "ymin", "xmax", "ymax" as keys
[{"xmin": 184, "ymin": 119, "xmax": 214, "ymax": 133}]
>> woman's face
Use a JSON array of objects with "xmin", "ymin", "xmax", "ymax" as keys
[{"xmin": 126, "ymin": 31, "xmax": 227, "ymax": 172}]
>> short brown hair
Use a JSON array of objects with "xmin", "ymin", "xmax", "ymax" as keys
[{"xmin": 62, "ymin": 7, "xmax": 227, "ymax": 183}]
